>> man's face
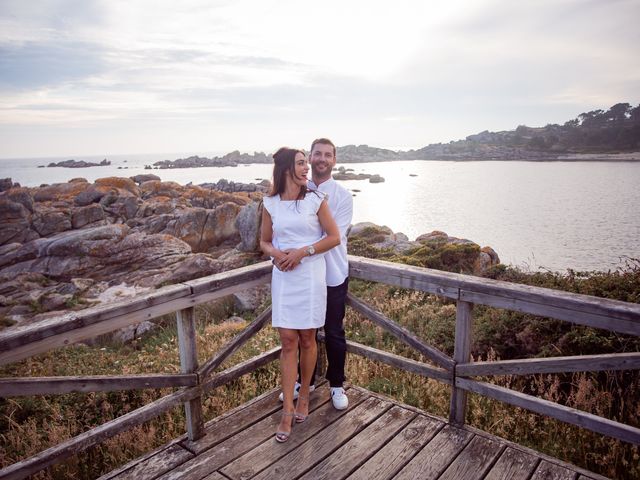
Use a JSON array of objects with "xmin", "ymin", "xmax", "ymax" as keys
[{"xmin": 310, "ymin": 143, "xmax": 336, "ymax": 179}]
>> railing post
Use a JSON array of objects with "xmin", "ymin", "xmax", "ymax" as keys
[
  {"xmin": 176, "ymin": 307, "xmax": 205, "ymax": 441},
  {"xmin": 449, "ymin": 300, "xmax": 473, "ymax": 425}
]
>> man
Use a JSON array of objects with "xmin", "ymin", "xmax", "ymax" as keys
[{"xmin": 279, "ymin": 137, "xmax": 353, "ymax": 409}]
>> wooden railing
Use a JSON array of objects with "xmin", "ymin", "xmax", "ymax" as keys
[{"xmin": 1, "ymin": 255, "xmax": 639, "ymax": 479}]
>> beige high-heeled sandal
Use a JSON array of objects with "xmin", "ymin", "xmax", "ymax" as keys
[
  {"xmin": 295, "ymin": 394, "xmax": 309, "ymax": 423},
  {"xmin": 275, "ymin": 412, "xmax": 295, "ymax": 443}
]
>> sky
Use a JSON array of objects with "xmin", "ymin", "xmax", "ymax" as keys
[{"xmin": 0, "ymin": 0, "xmax": 639, "ymax": 158}]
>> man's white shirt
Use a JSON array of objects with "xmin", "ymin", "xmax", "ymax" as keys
[{"xmin": 308, "ymin": 178, "xmax": 353, "ymax": 286}]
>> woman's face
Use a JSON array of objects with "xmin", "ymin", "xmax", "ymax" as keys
[{"xmin": 290, "ymin": 152, "xmax": 309, "ymax": 187}]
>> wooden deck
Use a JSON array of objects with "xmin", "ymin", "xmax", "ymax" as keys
[{"xmin": 99, "ymin": 384, "xmax": 608, "ymax": 480}]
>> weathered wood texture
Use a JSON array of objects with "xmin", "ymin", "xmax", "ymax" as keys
[
  {"xmin": 393, "ymin": 425, "xmax": 474, "ymax": 480},
  {"xmin": 346, "ymin": 292, "xmax": 454, "ymax": 369},
  {"xmin": 438, "ymin": 434, "xmax": 503, "ymax": 480},
  {"xmin": 456, "ymin": 377, "xmax": 640, "ymax": 445},
  {"xmin": 457, "ymin": 352, "xmax": 640, "ymax": 377},
  {"xmin": 251, "ymin": 397, "xmax": 391, "ymax": 480},
  {"xmin": 530, "ymin": 460, "xmax": 579, "ymax": 480},
  {"xmin": 450, "ymin": 300, "xmax": 473, "ymax": 424},
  {"xmin": 103, "ymin": 444, "xmax": 193, "ymax": 480},
  {"xmin": 484, "ymin": 447, "xmax": 540, "ymax": 480},
  {"xmin": 97, "ymin": 387, "xmax": 607, "ymax": 480},
  {"xmin": 348, "ymin": 255, "xmax": 640, "ymax": 335},
  {"xmin": 0, "ymin": 374, "xmax": 196, "ymax": 397},
  {"xmin": 346, "ymin": 415, "xmax": 444, "ymax": 480},
  {"xmin": 176, "ymin": 307, "xmax": 204, "ymax": 441},
  {"xmin": 337, "ymin": 337, "xmax": 452, "ymax": 384},
  {"xmin": 221, "ymin": 387, "xmax": 366, "ymax": 480},
  {"xmin": 299, "ymin": 406, "xmax": 416, "ymax": 479},
  {"xmin": 198, "ymin": 306, "xmax": 272, "ymax": 380}
]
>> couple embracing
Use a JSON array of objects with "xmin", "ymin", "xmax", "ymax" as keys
[{"xmin": 260, "ymin": 138, "xmax": 353, "ymax": 443}]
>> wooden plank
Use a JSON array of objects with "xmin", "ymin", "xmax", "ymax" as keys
[
  {"xmin": 0, "ymin": 290, "xmax": 194, "ymax": 367},
  {"xmin": 342, "ymin": 338, "xmax": 452, "ymax": 384},
  {"xmin": 184, "ymin": 260, "xmax": 272, "ymax": 295},
  {"xmin": 0, "ymin": 374, "xmax": 196, "ymax": 397},
  {"xmin": 346, "ymin": 293, "xmax": 455, "ymax": 370},
  {"xmin": 299, "ymin": 406, "xmax": 416, "ymax": 480},
  {"xmin": 201, "ymin": 347, "xmax": 281, "ymax": 394},
  {"xmin": 456, "ymin": 377, "xmax": 640, "ymax": 445},
  {"xmin": 0, "ymin": 348, "xmax": 280, "ymax": 480},
  {"xmin": 346, "ymin": 415, "xmax": 444, "ymax": 480},
  {"xmin": 221, "ymin": 387, "xmax": 366, "ymax": 480},
  {"xmin": 393, "ymin": 425, "xmax": 474, "ymax": 480},
  {"xmin": 0, "ymin": 283, "xmax": 190, "ymax": 352},
  {"xmin": 530, "ymin": 460, "xmax": 578, "ymax": 480},
  {"xmin": 438, "ymin": 434, "xmax": 504, "ymax": 480},
  {"xmin": 348, "ymin": 256, "xmax": 460, "ymax": 299},
  {"xmin": 450, "ymin": 300, "xmax": 473, "ymax": 424},
  {"xmin": 107, "ymin": 444, "xmax": 193, "ymax": 480},
  {"xmin": 198, "ymin": 307, "xmax": 272, "ymax": 380},
  {"xmin": 250, "ymin": 396, "xmax": 392, "ymax": 480},
  {"xmin": 201, "ymin": 473, "xmax": 226, "ymax": 480},
  {"xmin": 484, "ymin": 447, "xmax": 540, "ymax": 480},
  {"xmin": 176, "ymin": 306, "xmax": 204, "ymax": 441},
  {"xmin": 348, "ymin": 255, "xmax": 640, "ymax": 323},
  {"xmin": 457, "ymin": 352, "xmax": 640, "ymax": 377},
  {"xmin": 460, "ymin": 290, "xmax": 639, "ymax": 336},
  {"xmin": 158, "ymin": 386, "xmax": 336, "ymax": 480}
]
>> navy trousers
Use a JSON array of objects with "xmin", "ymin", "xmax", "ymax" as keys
[{"xmin": 299, "ymin": 277, "xmax": 349, "ymax": 388}]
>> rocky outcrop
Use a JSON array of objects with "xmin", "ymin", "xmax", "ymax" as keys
[
  {"xmin": 332, "ymin": 167, "xmax": 385, "ymax": 183},
  {"xmin": 0, "ymin": 177, "xmax": 265, "ymax": 326},
  {"xmin": 348, "ymin": 222, "xmax": 500, "ymax": 275},
  {"xmin": 47, "ymin": 159, "xmax": 111, "ymax": 168},
  {"xmin": 152, "ymin": 151, "xmax": 271, "ymax": 169}
]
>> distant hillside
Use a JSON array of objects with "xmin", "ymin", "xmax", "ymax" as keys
[
  {"xmin": 157, "ymin": 102, "xmax": 640, "ymax": 167},
  {"xmin": 338, "ymin": 102, "xmax": 640, "ymax": 162}
]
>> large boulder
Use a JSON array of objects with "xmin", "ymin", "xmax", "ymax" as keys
[
  {"xmin": 235, "ymin": 201, "xmax": 262, "ymax": 252},
  {"xmin": 0, "ymin": 198, "xmax": 37, "ymax": 245},
  {"xmin": 130, "ymin": 174, "xmax": 160, "ymax": 184},
  {"xmin": 32, "ymin": 209, "xmax": 72, "ymax": 237},
  {"xmin": 33, "ymin": 182, "xmax": 90, "ymax": 202},
  {"xmin": 72, "ymin": 204, "xmax": 106, "ymax": 229},
  {"xmin": 5, "ymin": 188, "xmax": 34, "ymax": 213},
  {"xmin": 95, "ymin": 177, "xmax": 140, "ymax": 196},
  {"xmin": 0, "ymin": 225, "xmax": 192, "ymax": 283}
]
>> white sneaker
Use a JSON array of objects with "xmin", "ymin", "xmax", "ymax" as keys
[
  {"xmin": 330, "ymin": 387, "xmax": 348, "ymax": 410},
  {"xmin": 278, "ymin": 382, "xmax": 315, "ymax": 402}
]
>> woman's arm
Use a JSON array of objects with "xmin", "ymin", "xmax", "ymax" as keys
[
  {"xmin": 279, "ymin": 200, "xmax": 340, "ymax": 271},
  {"xmin": 259, "ymin": 208, "xmax": 287, "ymax": 267}
]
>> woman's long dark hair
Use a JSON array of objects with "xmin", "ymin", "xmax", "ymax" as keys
[{"xmin": 269, "ymin": 147, "xmax": 308, "ymax": 200}]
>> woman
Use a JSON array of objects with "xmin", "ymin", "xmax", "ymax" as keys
[{"xmin": 260, "ymin": 147, "xmax": 340, "ymax": 443}]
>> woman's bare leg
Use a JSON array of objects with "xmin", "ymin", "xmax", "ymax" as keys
[
  {"xmin": 296, "ymin": 328, "xmax": 317, "ymax": 418},
  {"xmin": 278, "ymin": 328, "xmax": 299, "ymax": 434}
]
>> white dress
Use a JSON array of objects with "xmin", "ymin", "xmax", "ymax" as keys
[{"xmin": 263, "ymin": 191, "xmax": 327, "ymax": 329}]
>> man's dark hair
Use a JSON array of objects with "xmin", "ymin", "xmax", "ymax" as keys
[{"xmin": 310, "ymin": 138, "xmax": 336, "ymax": 158}]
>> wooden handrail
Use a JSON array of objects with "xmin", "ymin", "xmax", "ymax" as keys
[{"xmin": 348, "ymin": 255, "xmax": 640, "ymax": 335}]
